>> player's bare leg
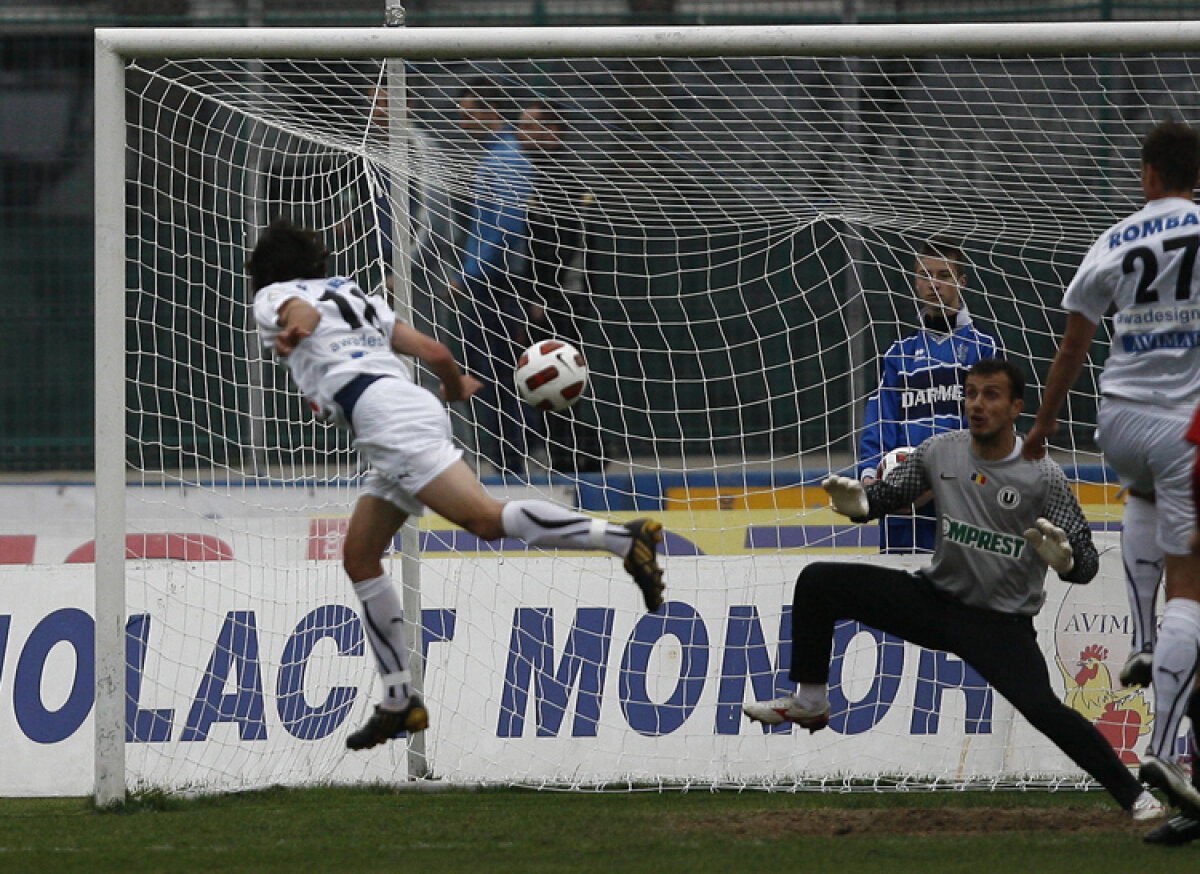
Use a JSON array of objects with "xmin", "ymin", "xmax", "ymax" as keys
[{"xmin": 343, "ymin": 495, "xmax": 429, "ymax": 750}]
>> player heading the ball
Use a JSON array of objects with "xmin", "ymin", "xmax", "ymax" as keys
[{"xmin": 247, "ymin": 217, "xmax": 666, "ymax": 752}]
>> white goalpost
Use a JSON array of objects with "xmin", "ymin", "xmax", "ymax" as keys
[{"xmin": 94, "ymin": 22, "xmax": 1200, "ymax": 805}]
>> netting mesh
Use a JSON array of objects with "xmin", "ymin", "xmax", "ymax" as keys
[{"xmin": 113, "ymin": 43, "xmax": 1193, "ymax": 793}]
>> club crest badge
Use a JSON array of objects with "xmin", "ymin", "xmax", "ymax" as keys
[{"xmin": 997, "ymin": 486, "xmax": 1020, "ymax": 509}]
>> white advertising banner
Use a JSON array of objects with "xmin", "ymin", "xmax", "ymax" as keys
[{"xmin": 0, "ymin": 484, "xmax": 1164, "ymax": 795}]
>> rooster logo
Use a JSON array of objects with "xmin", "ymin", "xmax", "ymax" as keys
[{"xmin": 1058, "ymin": 644, "xmax": 1151, "ymax": 764}]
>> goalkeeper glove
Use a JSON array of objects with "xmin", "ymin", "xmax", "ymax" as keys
[
  {"xmin": 1023, "ymin": 517, "xmax": 1074, "ymax": 573},
  {"xmin": 822, "ymin": 475, "xmax": 868, "ymax": 520}
]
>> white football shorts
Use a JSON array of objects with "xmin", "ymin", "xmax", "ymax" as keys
[
  {"xmin": 1096, "ymin": 397, "xmax": 1195, "ymax": 555},
  {"xmin": 349, "ymin": 376, "xmax": 463, "ymax": 517}
]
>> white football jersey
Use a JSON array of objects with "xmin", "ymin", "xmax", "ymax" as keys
[
  {"xmin": 1063, "ymin": 196, "xmax": 1200, "ymax": 408},
  {"xmin": 253, "ymin": 276, "xmax": 412, "ymax": 419}
]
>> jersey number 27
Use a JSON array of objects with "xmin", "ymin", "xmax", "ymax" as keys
[{"xmin": 1124, "ymin": 233, "xmax": 1200, "ymax": 304}]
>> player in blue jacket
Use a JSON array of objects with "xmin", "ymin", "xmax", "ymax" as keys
[{"xmin": 858, "ymin": 239, "xmax": 1002, "ymax": 553}]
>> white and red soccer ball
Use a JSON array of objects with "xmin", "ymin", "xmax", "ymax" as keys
[
  {"xmin": 877, "ymin": 445, "xmax": 915, "ymax": 481},
  {"xmin": 515, "ymin": 340, "xmax": 589, "ymax": 412}
]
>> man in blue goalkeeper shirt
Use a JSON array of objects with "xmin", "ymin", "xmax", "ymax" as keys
[{"xmin": 859, "ymin": 238, "xmax": 1001, "ymax": 552}]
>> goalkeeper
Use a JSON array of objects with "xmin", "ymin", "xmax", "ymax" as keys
[{"xmin": 745, "ymin": 358, "xmax": 1162, "ymax": 821}]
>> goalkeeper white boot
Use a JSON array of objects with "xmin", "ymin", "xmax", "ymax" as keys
[
  {"xmin": 743, "ymin": 695, "xmax": 831, "ymax": 733},
  {"xmin": 1130, "ymin": 790, "xmax": 1167, "ymax": 822}
]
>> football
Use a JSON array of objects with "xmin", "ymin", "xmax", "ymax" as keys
[
  {"xmin": 514, "ymin": 340, "xmax": 589, "ymax": 412},
  {"xmin": 877, "ymin": 446, "xmax": 915, "ymax": 481}
]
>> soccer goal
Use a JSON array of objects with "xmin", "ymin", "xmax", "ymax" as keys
[{"xmin": 94, "ymin": 22, "xmax": 1200, "ymax": 804}]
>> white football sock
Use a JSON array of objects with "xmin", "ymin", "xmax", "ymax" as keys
[
  {"xmin": 1122, "ymin": 495, "xmax": 1163, "ymax": 653},
  {"xmin": 1147, "ymin": 597, "xmax": 1200, "ymax": 760},
  {"xmin": 501, "ymin": 500, "xmax": 631, "ymax": 556},
  {"xmin": 353, "ymin": 573, "xmax": 412, "ymax": 710},
  {"xmin": 795, "ymin": 682, "xmax": 830, "ymax": 710}
]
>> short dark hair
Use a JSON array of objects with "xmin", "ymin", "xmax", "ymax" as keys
[
  {"xmin": 458, "ymin": 74, "xmax": 513, "ymax": 121},
  {"xmin": 522, "ymin": 98, "xmax": 565, "ymax": 129},
  {"xmin": 967, "ymin": 357, "xmax": 1024, "ymax": 402},
  {"xmin": 1142, "ymin": 120, "xmax": 1200, "ymax": 192},
  {"xmin": 246, "ymin": 218, "xmax": 329, "ymax": 292},
  {"xmin": 916, "ymin": 236, "xmax": 967, "ymax": 278}
]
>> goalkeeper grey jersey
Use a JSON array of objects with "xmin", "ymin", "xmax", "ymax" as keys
[{"xmin": 867, "ymin": 430, "xmax": 1097, "ymax": 615}]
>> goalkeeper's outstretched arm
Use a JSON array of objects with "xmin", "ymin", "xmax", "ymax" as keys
[
  {"xmin": 864, "ymin": 441, "xmax": 934, "ymax": 518},
  {"xmin": 823, "ymin": 442, "xmax": 932, "ymax": 522}
]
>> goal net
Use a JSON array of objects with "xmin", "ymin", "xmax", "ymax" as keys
[{"xmin": 94, "ymin": 23, "xmax": 1200, "ymax": 800}]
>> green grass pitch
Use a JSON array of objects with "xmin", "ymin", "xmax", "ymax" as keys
[{"xmin": 0, "ymin": 787, "xmax": 1194, "ymax": 873}]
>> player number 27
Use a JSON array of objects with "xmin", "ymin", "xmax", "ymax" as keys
[{"xmin": 1123, "ymin": 233, "xmax": 1200, "ymax": 304}]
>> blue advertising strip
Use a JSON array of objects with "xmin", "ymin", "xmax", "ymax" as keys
[
  {"xmin": 539, "ymin": 466, "xmax": 1119, "ymax": 513},
  {"xmin": 745, "ymin": 525, "xmax": 880, "ymax": 550}
]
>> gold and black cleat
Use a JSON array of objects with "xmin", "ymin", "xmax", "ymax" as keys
[
  {"xmin": 623, "ymin": 518, "xmax": 665, "ymax": 613},
  {"xmin": 346, "ymin": 697, "xmax": 430, "ymax": 751}
]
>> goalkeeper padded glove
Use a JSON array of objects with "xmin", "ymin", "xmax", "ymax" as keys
[
  {"xmin": 1023, "ymin": 517, "xmax": 1074, "ymax": 573},
  {"xmin": 822, "ymin": 475, "xmax": 868, "ymax": 520}
]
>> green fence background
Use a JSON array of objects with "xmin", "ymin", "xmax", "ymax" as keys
[{"xmin": 1, "ymin": 1, "xmax": 1191, "ymax": 471}]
